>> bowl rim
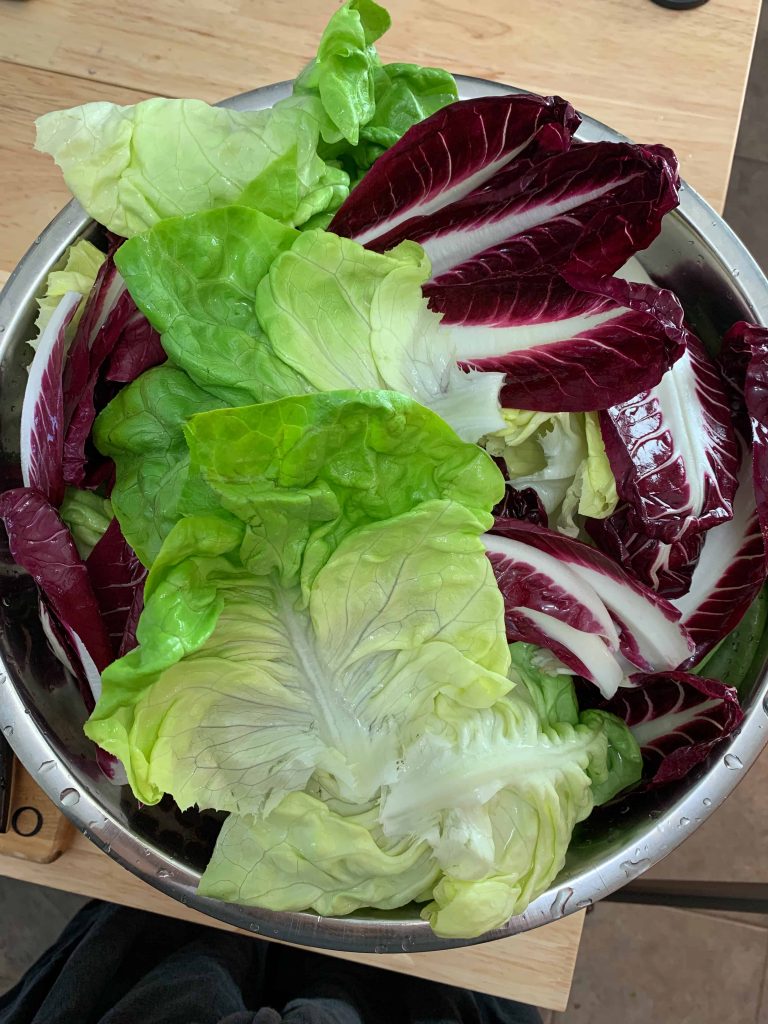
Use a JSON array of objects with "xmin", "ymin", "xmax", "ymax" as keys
[{"xmin": 1, "ymin": 74, "xmax": 767, "ymax": 954}]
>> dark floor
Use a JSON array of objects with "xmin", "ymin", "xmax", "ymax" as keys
[{"xmin": 1, "ymin": 4, "xmax": 768, "ymax": 1021}]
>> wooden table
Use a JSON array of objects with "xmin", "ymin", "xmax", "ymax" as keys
[{"xmin": 0, "ymin": 0, "xmax": 761, "ymax": 1012}]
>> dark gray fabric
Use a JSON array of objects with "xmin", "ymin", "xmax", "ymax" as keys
[{"xmin": 0, "ymin": 901, "xmax": 541, "ymax": 1024}]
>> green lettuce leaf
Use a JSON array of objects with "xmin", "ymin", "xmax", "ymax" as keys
[
  {"xmin": 93, "ymin": 366, "xmax": 224, "ymax": 566},
  {"xmin": 183, "ymin": 389, "xmax": 504, "ymax": 588},
  {"xmin": 380, "ymin": 695, "xmax": 610, "ymax": 938},
  {"xmin": 35, "ymin": 98, "xmax": 343, "ymax": 237},
  {"xmin": 293, "ymin": 0, "xmax": 391, "ymax": 146},
  {"xmin": 346, "ymin": 62, "xmax": 459, "ymax": 172},
  {"xmin": 199, "ymin": 792, "xmax": 438, "ymax": 916},
  {"xmin": 58, "ymin": 487, "xmax": 113, "ymax": 559},
  {"xmin": 255, "ymin": 230, "xmax": 505, "ymax": 441},
  {"xmin": 579, "ymin": 709, "xmax": 643, "ymax": 806},
  {"xmin": 485, "ymin": 409, "xmax": 618, "ymax": 535},
  {"xmin": 85, "ymin": 390, "xmax": 509, "ymax": 813},
  {"xmin": 508, "ymin": 642, "xmax": 579, "ymax": 727},
  {"xmin": 32, "ymin": 239, "xmax": 105, "ymax": 348}
]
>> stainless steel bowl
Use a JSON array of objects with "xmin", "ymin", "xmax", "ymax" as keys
[{"xmin": 1, "ymin": 77, "xmax": 767, "ymax": 955}]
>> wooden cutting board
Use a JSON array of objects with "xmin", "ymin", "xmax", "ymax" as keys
[{"xmin": 0, "ymin": 762, "xmax": 584, "ymax": 1012}]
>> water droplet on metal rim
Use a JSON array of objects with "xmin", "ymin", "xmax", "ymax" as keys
[
  {"xmin": 724, "ymin": 753, "xmax": 743, "ymax": 770},
  {"xmin": 59, "ymin": 788, "xmax": 80, "ymax": 807},
  {"xmin": 550, "ymin": 887, "xmax": 574, "ymax": 916}
]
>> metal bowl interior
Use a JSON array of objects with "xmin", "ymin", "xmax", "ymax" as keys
[{"xmin": 1, "ymin": 76, "xmax": 767, "ymax": 954}]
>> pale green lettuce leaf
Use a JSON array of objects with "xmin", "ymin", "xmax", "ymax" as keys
[
  {"xmin": 58, "ymin": 487, "xmax": 113, "ymax": 559},
  {"xmin": 86, "ymin": 499, "xmax": 509, "ymax": 812},
  {"xmin": 256, "ymin": 230, "xmax": 505, "ymax": 441},
  {"xmin": 199, "ymin": 792, "xmax": 438, "ymax": 915},
  {"xmin": 182, "ymin": 389, "xmax": 504, "ymax": 588},
  {"xmin": 486, "ymin": 409, "xmax": 618, "ymax": 535},
  {"xmin": 85, "ymin": 390, "xmax": 509, "ymax": 811},
  {"xmin": 32, "ymin": 239, "xmax": 105, "ymax": 349},
  {"xmin": 381, "ymin": 695, "xmax": 610, "ymax": 938},
  {"xmin": 35, "ymin": 98, "xmax": 341, "ymax": 237}
]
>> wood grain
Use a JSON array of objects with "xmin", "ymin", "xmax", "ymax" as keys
[
  {"xmin": 0, "ymin": 62, "xmax": 152, "ymax": 273},
  {"xmin": 0, "ymin": 763, "xmax": 74, "ymax": 864},
  {"xmin": 0, "ymin": 827, "xmax": 583, "ymax": 1011},
  {"xmin": 0, "ymin": 0, "xmax": 760, "ymax": 214}
]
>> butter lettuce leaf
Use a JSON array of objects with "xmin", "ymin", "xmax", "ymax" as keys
[
  {"xmin": 85, "ymin": 390, "xmax": 509, "ymax": 812},
  {"xmin": 35, "ymin": 98, "xmax": 343, "ymax": 238},
  {"xmin": 199, "ymin": 793, "xmax": 439, "ymax": 916}
]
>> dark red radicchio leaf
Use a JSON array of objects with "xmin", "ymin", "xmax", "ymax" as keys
[
  {"xmin": 485, "ymin": 528, "xmax": 624, "ymax": 697},
  {"xmin": 85, "ymin": 517, "xmax": 147, "ymax": 657},
  {"xmin": 19, "ymin": 291, "xmax": 82, "ymax": 507},
  {"xmin": 329, "ymin": 93, "xmax": 580, "ymax": 244},
  {"xmin": 673, "ymin": 457, "xmax": 766, "ymax": 664},
  {"xmin": 493, "ymin": 484, "xmax": 548, "ymax": 526},
  {"xmin": 0, "ymin": 488, "xmax": 113, "ymax": 710},
  {"xmin": 428, "ymin": 274, "xmax": 687, "ymax": 412},
  {"xmin": 586, "ymin": 504, "xmax": 703, "ymax": 599},
  {"xmin": 599, "ymin": 330, "xmax": 739, "ymax": 543},
  {"xmin": 346, "ymin": 139, "xmax": 679, "ymax": 286},
  {"xmin": 61, "ymin": 254, "xmax": 164, "ymax": 488},
  {"xmin": 585, "ymin": 670, "xmax": 743, "ymax": 786},
  {"xmin": 721, "ymin": 321, "xmax": 768, "ymax": 559},
  {"xmin": 491, "ymin": 518, "xmax": 693, "ymax": 674}
]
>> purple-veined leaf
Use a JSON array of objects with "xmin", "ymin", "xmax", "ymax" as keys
[
  {"xmin": 673, "ymin": 460, "xmax": 766, "ymax": 663},
  {"xmin": 329, "ymin": 93, "xmax": 580, "ymax": 244},
  {"xmin": 587, "ymin": 670, "xmax": 743, "ymax": 786},
  {"xmin": 492, "ymin": 518, "xmax": 693, "ymax": 672},
  {"xmin": 85, "ymin": 517, "xmax": 147, "ymax": 657},
  {"xmin": 428, "ymin": 274, "xmax": 686, "ymax": 412},
  {"xmin": 600, "ymin": 330, "xmax": 739, "ymax": 542},
  {"xmin": 721, "ymin": 321, "xmax": 768, "ymax": 557},
  {"xmin": 19, "ymin": 291, "xmax": 82, "ymax": 507},
  {"xmin": 493, "ymin": 483, "xmax": 548, "ymax": 526},
  {"xmin": 586, "ymin": 504, "xmax": 703, "ymax": 599},
  {"xmin": 0, "ymin": 488, "xmax": 113, "ymax": 708},
  {"xmin": 61, "ymin": 255, "xmax": 164, "ymax": 488},
  {"xmin": 485, "ymin": 529, "xmax": 624, "ymax": 696},
  {"xmin": 345, "ymin": 140, "xmax": 678, "ymax": 285}
]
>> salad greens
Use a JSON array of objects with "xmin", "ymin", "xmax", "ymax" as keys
[
  {"xmin": 485, "ymin": 410, "xmax": 617, "ymax": 535},
  {"xmin": 6, "ymin": 0, "xmax": 763, "ymax": 940}
]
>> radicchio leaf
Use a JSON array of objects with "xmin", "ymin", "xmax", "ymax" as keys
[
  {"xmin": 493, "ymin": 484, "xmax": 548, "ymax": 526},
  {"xmin": 0, "ymin": 488, "xmax": 113, "ymax": 708},
  {"xmin": 484, "ymin": 530, "xmax": 624, "ymax": 697},
  {"xmin": 85, "ymin": 517, "xmax": 147, "ymax": 657},
  {"xmin": 721, "ymin": 321, "xmax": 768, "ymax": 557},
  {"xmin": 600, "ymin": 330, "xmax": 739, "ymax": 542},
  {"xmin": 673, "ymin": 460, "xmax": 766, "ymax": 664},
  {"xmin": 586, "ymin": 504, "xmax": 703, "ymax": 599},
  {"xmin": 329, "ymin": 93, "xmax": 580, "ymax": 244},
  {"xmin": 491, "ymin": 518, "xmax": 693, "ymax": 673},
  {"xmin": 61, "ymin": 256, "xmax": 164, "ymax": 488},
  {"xmin": 429, "ymin": 274, "xmax": 686, "ymax": 412},
  {"xmin": 585, "ymin": 670, "xmax": 743, "ymax": 786},
  {"xmin": 19, "ymin": 292, "xmax": 82, "ymax": 506},
  {"xmin": 341, "ymin": 139, "xmax": 678, "ymax": 285}
]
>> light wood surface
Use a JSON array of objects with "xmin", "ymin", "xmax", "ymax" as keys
[
  {"xmin": 0, "ymin": 760, "xmax": 74, "ymax": 864},
  {"xmin": 0, "ymin": 771, "xmax": 583, "ymax": 1012},
  {"xmin": 0, "ymin": 0, "xmax": 760, "ymax": 1012}
]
